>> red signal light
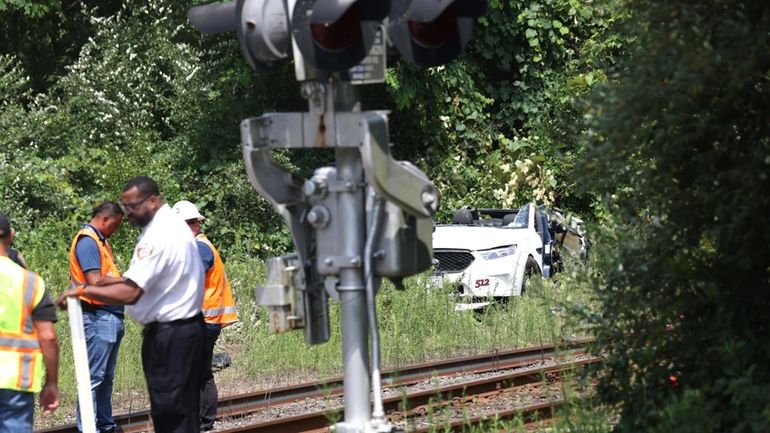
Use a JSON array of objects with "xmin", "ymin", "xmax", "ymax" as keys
[
  {"xmin": 311, "ymin": 4, "xmax": 363, "ymax": 52},
  {"xmin": 668, "ymin": 373, "xmax": 679, "ymax": 388},
  {"xmin": 407, "ymin": 6, "xmax": 458, "ymax": 48}
]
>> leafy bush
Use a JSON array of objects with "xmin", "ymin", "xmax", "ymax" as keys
[
  {"xmin": 0, "ymin": 0, "xmax": 291, "ymax": 257},
  {"xmin": 577, "ymin": 1, "xmax": 770, "ymax": 431},
  {"xmin": 386, "ymin": 0, "xmax": 623, "ymax": 219}
]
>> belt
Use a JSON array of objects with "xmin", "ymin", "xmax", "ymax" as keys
[
  {"xmin": 80, "ymin": 301, "xmax": 99, "ymax": 313},
  {"xmin": 144, "ymin": 314, "xmax": 203, "ymax": 332},
  {"xmin": 81, "ymin": 301, "xmax": 124, "ymax": 317}
]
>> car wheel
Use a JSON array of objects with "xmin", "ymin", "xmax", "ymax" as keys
[{"xmin": 521, "ymin": 257, "xmax": 540, "ymax": 296}]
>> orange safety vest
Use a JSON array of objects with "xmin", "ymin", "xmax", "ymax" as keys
[
  {"xmin": 196, "ymin": 234, "xmax": 238, "ymax": 327},
  {"xmin": 0, "ymin": 256, "xmax": 45, "ymax": 392},
  {"xmin": 69, "ymin": 225, "xmax": 121, "ymax": 305}
]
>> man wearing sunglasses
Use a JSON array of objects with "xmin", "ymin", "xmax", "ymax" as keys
[{"xmin": 58, "ymin": 176, "xmax": 205, "ymax": 433}]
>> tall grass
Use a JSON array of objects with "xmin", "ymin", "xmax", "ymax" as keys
[{"xmin": 229, "ymin": 256, "xmax": 594, "ymax": 379}]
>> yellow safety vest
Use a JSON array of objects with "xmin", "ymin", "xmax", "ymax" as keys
[
  {"xmin": 0, "ymin": 256, "xmax": 45, "ymax": 393},
  {"xmin": 69, "ymin": 225, "xmax": 120, "ymax": 305},
  {"xmin": 196, "ymin": 234, "xmax": 239, "ymax": 327}
]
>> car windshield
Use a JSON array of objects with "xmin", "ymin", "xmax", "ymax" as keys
[{"xmin": 508, "ymin": 204, "xmax": 529, "ymax": 228}]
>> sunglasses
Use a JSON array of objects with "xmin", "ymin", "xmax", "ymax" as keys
[{"xmin": 119, "ymin": 195, "xmax": 152, "ymax": 212}]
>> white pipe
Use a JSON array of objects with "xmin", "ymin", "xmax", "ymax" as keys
[{"xmin": 67, "ymin": 297, "xmax": 96, "ymax": 433}]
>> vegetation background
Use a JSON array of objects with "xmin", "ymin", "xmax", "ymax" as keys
[{"xmin": 1, "ymin": 0, "xmax": 768, "ymax": 432}]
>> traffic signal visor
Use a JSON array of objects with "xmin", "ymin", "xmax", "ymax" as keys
[
  {"xmin": 293, "ymin": 0, "xmax": 388, "ymax": 72},
  {"xmin": 388, "ymin": 0, "xmax": 486, "ymax": 67}
]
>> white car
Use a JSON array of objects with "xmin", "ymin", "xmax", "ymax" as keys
[{"xmin": 431, "ymin": 203, "xmax": 557, "ymax": 310}]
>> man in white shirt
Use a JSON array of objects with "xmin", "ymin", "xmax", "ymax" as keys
[{"xmin": 57, "ymin": 176, "xmax": 206, "ymax": 433}]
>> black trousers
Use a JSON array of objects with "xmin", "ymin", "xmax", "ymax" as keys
[
  {"xmin": 142, "ymin": 315, "xmax": 205, "ymax": 433},
  {"xmin": 200, "ymin": 324, "xmax": 221, "ymax": 430}
]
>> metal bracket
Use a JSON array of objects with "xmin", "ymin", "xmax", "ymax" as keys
[
  {"xmin": 324, "ymin": 276, "xmax": 340, "ymax": 301},
  {"xmin": 241, "ymin": 122, "xmax": 330, "ymax": 345},
  {"xmin": 242, "ymin": 111, "xmax": 438, "ymax": 220},
  {"xmin": 318, "ymin": 254, "xmax": 363, "ymax": 275},
  {"xmin": 357, "ymin": 114, "xmax": 438, "ymax": 218},
  {"xmin": 240, "ymin": 133, "xmax": 310, "ymax": 257}
]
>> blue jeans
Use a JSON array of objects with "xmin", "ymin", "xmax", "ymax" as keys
[
  {"xmin": 0, "ymin": 389, "xmax": 34, "ymax": 433},
  {"xmin": 77, "ymin": 310, "xmax": 125, "ymax": 433}
]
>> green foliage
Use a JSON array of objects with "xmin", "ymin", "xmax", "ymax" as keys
[
  {"xmin": 0, "ymin": 53, "xmax": 81, "ymax": 232},
  {"xmin": 0, "ymin": 0, "xmax": 294, "ymax": 259},
  {"xmin": 7, "ymin": 1, "xmax": 768, "ymax": 431},
  {"xmin": 0, "ymin": 0, "xmax": 58, "ymax": 18},
  {"xmin": 577, "ymin": 1, "xmax": 770, "ymax": 431},
  {"xmin": 0, "ymin": 1, "xmax": 123, "ymax": 91},
  {"xmin": 385, "ymin": 0, "xmax": 623, "ymax": 220}
]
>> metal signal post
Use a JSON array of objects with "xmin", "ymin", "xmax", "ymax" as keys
[{"xmin": 243, "ymin": 77, "xmax": 436, "ymax": 432}]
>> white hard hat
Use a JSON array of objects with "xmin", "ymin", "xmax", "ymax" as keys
[{"xmin": 172, "ymin": 200, "xmax": 205, "ymax": 222}]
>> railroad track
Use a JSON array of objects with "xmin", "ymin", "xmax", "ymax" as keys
[
  {"xmin": 38, "ymin": 339, "xmax": 594, "ymax": 433},
  {"xmin": 215, "ymin": 357, "xmax": 596, "ymax": 433}
]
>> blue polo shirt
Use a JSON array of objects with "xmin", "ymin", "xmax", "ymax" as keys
[
  {"xmin": 195, "ymin": 240, "xmax": 215, "ymax": 272},
  {"xmin": 75, "ymin": 224, "xmax": 124, "ymax": 316}
]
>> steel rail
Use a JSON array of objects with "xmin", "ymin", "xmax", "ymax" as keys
[
  {"xmin": 409, "ymin": 400, "xmax": 566, "ymax": 433},
  {"xmin": 206, "ymin": 357, "xmax": 599, "ymax": 433},
  {"xmin": 37, "ymin": 340, "xmax": 592, "ymax": 433}
]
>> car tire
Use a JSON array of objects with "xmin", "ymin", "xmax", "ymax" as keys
[{"xmin": 521, "ymin": 257, "xmax": 540, "ymax": 296}]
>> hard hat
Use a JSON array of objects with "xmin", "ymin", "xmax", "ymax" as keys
[{"xmin": 172, "ymin": 200, "xmax": 206, "ymax": 222}]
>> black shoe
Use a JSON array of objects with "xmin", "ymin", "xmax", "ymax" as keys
[{"xmin": 211, "ymin": 352, "xmax": 232, "ymax": 371}]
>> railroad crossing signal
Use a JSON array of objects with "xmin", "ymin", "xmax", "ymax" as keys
[
  {"xmin": 187, "ymin": 0, "xmax": 487, "ymax": 77},
  {"xmin": 187, "ymin": 2, "xmax": 486, "ymax": 431}
]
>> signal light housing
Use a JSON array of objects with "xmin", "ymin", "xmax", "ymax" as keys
[
  {"xmin": 310, "ymin": 6, "xmax": 362, "ymax": 52},
  {"xmin": 388, "ymin": 0, "xmax": 486, "ymax": 67},
  {"xmin": 236, "ymin": 0, "xmax": 292, "ymax": 71},
  {"xmin": 293, "ymin": 0, "xmax": 389, "ymax": 72},
  {"xmin": 408, "ymin": 8, "xmax": 458, "ymax": 48}
]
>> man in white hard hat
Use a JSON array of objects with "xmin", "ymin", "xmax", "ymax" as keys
[{"xmin": 172, "ymin": 200, "xmax": 238, "ymax": 431}]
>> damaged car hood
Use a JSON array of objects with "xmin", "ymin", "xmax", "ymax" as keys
[{"xmin": 433, "ymin": 225, "xmax": 528, "ymax": 251}]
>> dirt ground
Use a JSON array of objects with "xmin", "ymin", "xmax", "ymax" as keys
[{"xmin": 34, "ymin": 338, "xmax": 322, "ymax": 431}]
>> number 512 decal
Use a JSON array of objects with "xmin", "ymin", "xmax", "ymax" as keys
[{"xmin": 475, "ymin": 278, "xmax": 490, "ymax": 288}]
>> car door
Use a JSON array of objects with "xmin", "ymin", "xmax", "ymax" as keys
[
  {"xmin": 535, "ymin": 208, "xmax": 553, "ymax": 278},
  {"xmin": 515, "ymin": 203, "xmax": 544, "ymax": 274}
]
